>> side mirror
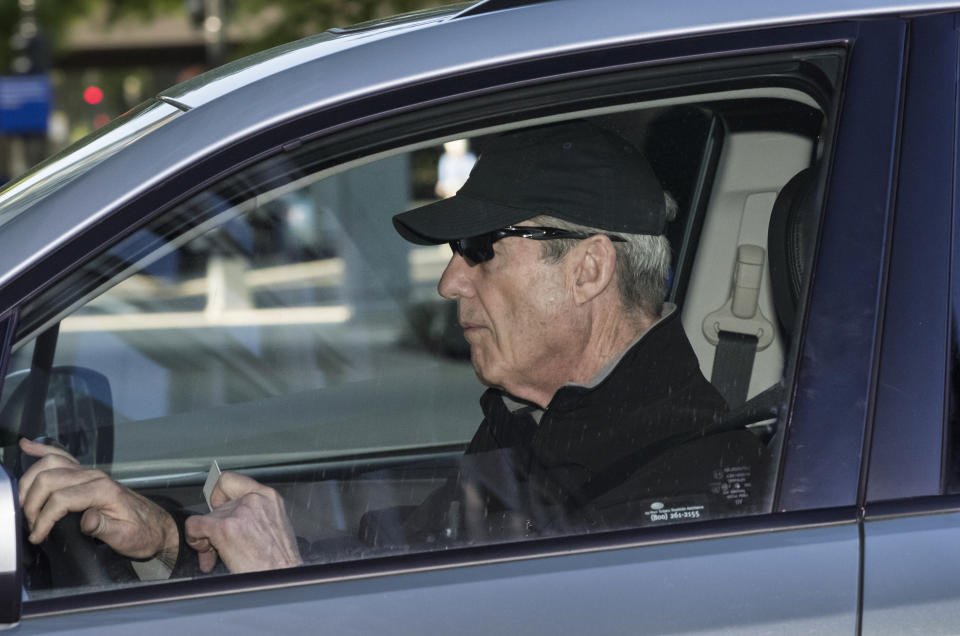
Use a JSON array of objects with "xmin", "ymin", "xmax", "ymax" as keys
[
  {"xmin": 0, "ymin": 467, "xmax": 20, "ymax": 626},
  {"xmin": 0, "ymin": 366, "xmax": 114, "ymax": 469}
]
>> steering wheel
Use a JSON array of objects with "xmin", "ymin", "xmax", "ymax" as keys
[{"xmin": 18, "ymin": 437, "xmax": 132, "ymax": 588}]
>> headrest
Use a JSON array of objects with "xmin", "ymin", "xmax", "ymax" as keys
[{"xmin": 768, "ymin": 167, "xmax": 818, "ymax": 338}]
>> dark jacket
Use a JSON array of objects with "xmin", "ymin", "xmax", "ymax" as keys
[{"xmin": 361, "ymin": 309, "xmax": 766, "ymax": 548}]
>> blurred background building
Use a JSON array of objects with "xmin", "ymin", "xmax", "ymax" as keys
[{"xmin": 0, "ymin": 0, "xmax": 460, "ymax": 185}]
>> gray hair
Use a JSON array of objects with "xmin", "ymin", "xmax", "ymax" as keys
[{"xmin": 531, "ymin": 193, "xmax": 677, "ymax": 320}]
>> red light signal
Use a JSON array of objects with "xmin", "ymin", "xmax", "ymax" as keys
[{"xmin": 83, "ymin": 86, "xmax": 103, "ymax": 105}]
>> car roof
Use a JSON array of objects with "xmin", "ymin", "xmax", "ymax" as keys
[
  {"xmin": 0, "ymin": 0, "xmax": 957, "ymax": 289},
  {"xmin": 159, "ymin": 0, "xmax": 960, "ymax": 111},
  {"xmin": 158, "ymin": 2, "xmax": 478, "ymax": 109}
]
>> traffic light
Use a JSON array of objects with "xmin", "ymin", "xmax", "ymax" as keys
[{"xmin": 83, "ymin": 86, "xmax": 104, "ymax": 106}]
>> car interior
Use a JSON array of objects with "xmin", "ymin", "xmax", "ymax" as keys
[{"xmin": 0, "ymin": 54, "xmax": 834, "ymax": 596}]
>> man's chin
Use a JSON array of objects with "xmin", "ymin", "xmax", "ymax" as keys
[
  {"xmin": 473, "ymin": 372, "xmax": 502, "ymax": 393},
  {"xmin": 469, "ymin": 352, "xmax": 486, "ymax": 384},
  {"xmin": 469, "ymin": 351, "xmax": 499, "ymax": 390}
]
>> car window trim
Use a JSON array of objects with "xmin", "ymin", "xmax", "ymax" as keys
[
  {"xmin": 0, "ymin": 21, "xmax": 884, "ymax": 614},
  {"xmin": 774, "ymin": 18, "xmax": 907, "ymax": 511},
  {"xmin": 22, "ymin": 505, "xmax": 858, "ymax": 619}
]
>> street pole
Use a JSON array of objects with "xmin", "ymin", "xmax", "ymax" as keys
[{"xmin": 203, "ymin": 0, "xmax": 226, "ymax": 68}]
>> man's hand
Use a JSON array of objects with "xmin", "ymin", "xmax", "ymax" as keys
[
  {"xmin": 18, "ymin": 438, "xmax": 180, "ymax": 567},
  {"xmin": 184, "ymin": 472, "xmax": 301, "ymax": 573}
]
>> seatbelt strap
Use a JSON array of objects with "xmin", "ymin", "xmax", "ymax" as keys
[{"xmin": 711, "ymin": 331, "xmax": 758, "ymax": 408}]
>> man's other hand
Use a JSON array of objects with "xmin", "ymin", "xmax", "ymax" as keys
[
  {"xmin": 18, "ymin": 438, "xmax": 180, "ymax": 567},
  {"xmin": 184, "ymin": 472, "xmax": 301, "ymax": 573}
]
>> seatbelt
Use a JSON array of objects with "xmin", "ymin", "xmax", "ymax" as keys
[
  {"xmin": 702, "ymin": 245, "xmax": 774, "ymax": 408},
  {"xmin": 711, "ymin": 332, "xmax": 757, "ymax": 408},
  {"xmin": 22, "ymin": 323, "xmax": 59, "ymax": 441}
]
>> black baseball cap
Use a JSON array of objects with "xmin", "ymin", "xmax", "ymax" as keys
[{"xmin": 393, "ymin": 120, "xmax": 666, "ymax": 245}]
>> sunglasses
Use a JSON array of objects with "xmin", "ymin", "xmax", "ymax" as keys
[{"xmin": 449, "ymin": 225, "xmax": 626, "ymax": 265}]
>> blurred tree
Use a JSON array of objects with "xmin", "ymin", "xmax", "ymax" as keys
[
  {"xmin": 229, "ymin": 0, "xmax": 466, "ymax": 57},
  {"xmin": 1, "ymin": 0, "xmax": 183, "ymax": 73},
  {"xmin": 1, "ymin": 0, "xmax": 465, "ymax": 73}
]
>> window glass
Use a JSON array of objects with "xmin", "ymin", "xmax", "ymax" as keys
[{"xmin": 2, "ymin": 58, "xmax": 836, "ymax": 598}]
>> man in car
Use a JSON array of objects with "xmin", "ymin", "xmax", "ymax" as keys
[{"xmin": 17, "ymin": 121, "xmax": 763, "ymax": 576}]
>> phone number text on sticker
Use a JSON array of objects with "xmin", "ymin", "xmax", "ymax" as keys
[{"xmin": 644, "ymin": 504, "xmax": 704, "ymax": 523}]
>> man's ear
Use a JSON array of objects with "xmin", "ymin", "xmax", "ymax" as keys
[{"xmin": 571, "ymin": 235, "xmax": 617, "ymax": 305}]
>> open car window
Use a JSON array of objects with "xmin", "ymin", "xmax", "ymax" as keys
[{"xmin": 0, "ymin": 49, "xmax": 838, "ymax": 598}]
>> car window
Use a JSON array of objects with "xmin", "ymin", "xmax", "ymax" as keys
[{"xmin": 1, "ymin": 51, "xmax": 838, "ymax": 599}]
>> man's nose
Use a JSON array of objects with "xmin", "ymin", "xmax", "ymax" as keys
[{"xmin": 438, "ymin": 253, "xmax": 474, "ymax": 300}]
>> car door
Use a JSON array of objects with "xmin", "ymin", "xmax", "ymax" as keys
[
  {"xmin": 0, "ymin": 9, "xmax": 905, "ymax": 635},
  {"xmin": 860, "ymin": 12, "xmax": 960, "ymax": 634}
]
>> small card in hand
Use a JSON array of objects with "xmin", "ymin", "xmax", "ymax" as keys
[{"xmin": 202, "ymin": 459, "xmax": 222, "ymax": 511}]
